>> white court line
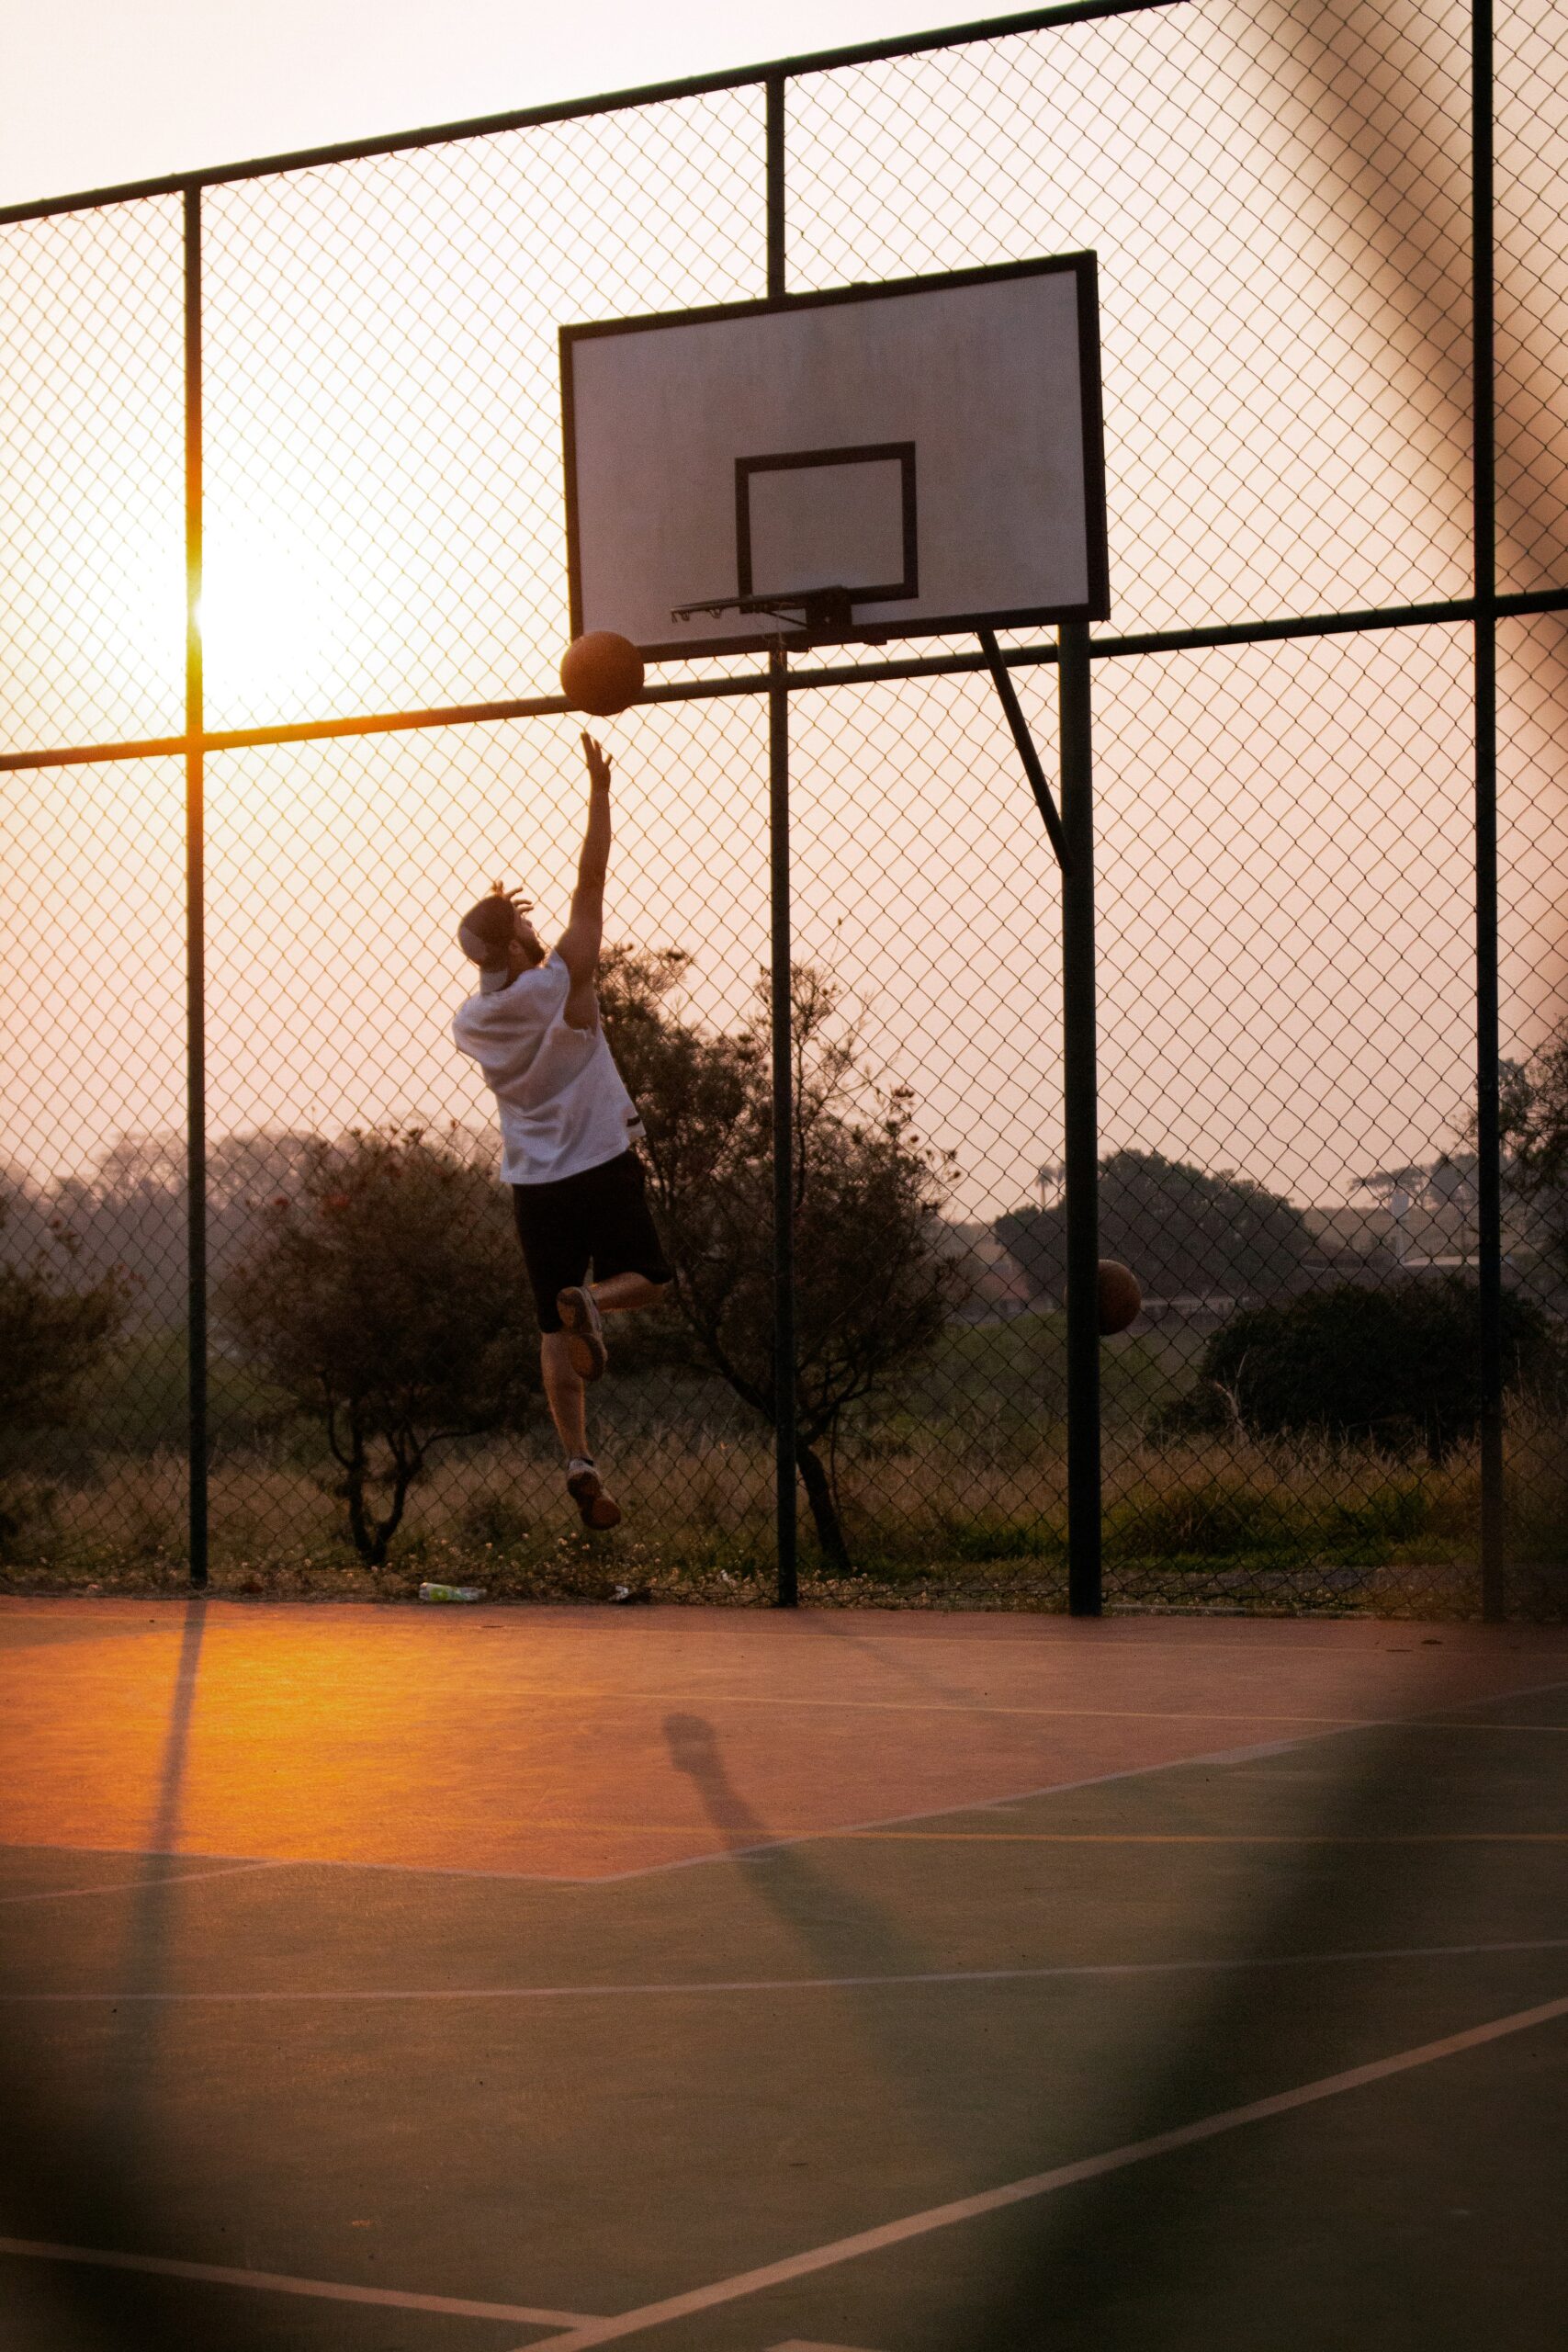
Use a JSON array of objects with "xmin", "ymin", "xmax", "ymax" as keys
[
  {"xmin": 777, "ymin": 1620, "xmax": 1568, "ymax": 1657},
  {"xmin": 5, "ymin": 1674, "xmax": 1564, "ymax": 1894},
  {"xmin": 6, "ymin": 1932, "xmax": 1566, "ymax": 2006},
  {"xmin": 0, "ymin": 1860, "xmax": 289, "ymax": 1906},
  {"xmin": 6, "ymin": 1593, "xmax": 1564, "ymax": 1657},
  {"xmin": 519, "ymin": 1988, "xmax": 1568, "ymax": 2351},
  {"xmin": 0, "ymin": 2236, "xmax": 597, "ymax": 2329},
  {"xmin": 580, "ymin": 1672, "xmax": 1568, "ymax": 1886},
  {"xmin": 0, "ymin": 1736, "xmax": 1305, "ymax": 1895},
  {"xmin": 338, "ymin": 1682, "xmax": 1568, "ymax": 1730},
  {"xmin": 26, "ymin": 1664, "xmax": 1556, "ymax": 1736},
  {"xmin": 27, "ymin": 1676, "xmax": 1432, "ymax": 1731}
]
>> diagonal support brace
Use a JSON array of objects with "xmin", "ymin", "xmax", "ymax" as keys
[{"xmin": 977, "ymin": 626, "xmax": 1072, "ymax": 876}]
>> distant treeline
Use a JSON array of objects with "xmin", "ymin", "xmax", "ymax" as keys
[
  {"xmin": 996, "ymin": 1149, "xmax": 1328, "ymax": 1306},
  {"xmin": 3, "ymin": 1131, "xmax": 454, "ymax": 1321}
]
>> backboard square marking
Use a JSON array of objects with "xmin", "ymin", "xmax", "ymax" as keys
[{"xmin": 736, "ymin": 442, "xmax": 918, "ymax": 606}]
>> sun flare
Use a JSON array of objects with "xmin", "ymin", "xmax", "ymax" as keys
[{"xmin": 198, "ymin": 532, "xmax": 337, "ymax": 705}]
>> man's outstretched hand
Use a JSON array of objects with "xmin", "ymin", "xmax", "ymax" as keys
[{"xmin": 581, "ymin": 732, "xmax": 613, "ymax": 792}]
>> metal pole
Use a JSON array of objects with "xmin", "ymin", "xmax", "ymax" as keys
[
  {"xmin": 765, "ymin": 74, "xmax": 797, "ymax": 1606},
  {"xmin": 1059, "ymin": 620, "xmax": 1100, "ymax": 1615},
  {"xmin": 976, "ymin": 626, "xmax": 1072, "ymax": 874},
  {"xmin": 1472, "ymin": 0, "xmax": 1505, "ymax": 1619},
  {"xmin": 770, "ymin": 646, "xmax": 798, "ymax": 1606},
  {"xmin": 765, "ymin": 72, "xmax": 786, "ymax": 303},
  {"xmin": 184, "ymin": 188, "xmax": 209, "ymax": 1591}
]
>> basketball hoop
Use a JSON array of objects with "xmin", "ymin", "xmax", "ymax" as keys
[{"xmin": 670, "ymin": 586, "xmax": 858, "ymax": 635}]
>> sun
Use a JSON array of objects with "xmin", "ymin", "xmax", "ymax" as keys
[{"xmin": 197, "ymin": 529, "xmax": 337, "ymax": 710}]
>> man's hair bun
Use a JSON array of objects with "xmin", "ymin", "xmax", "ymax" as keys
[{"xmin": 457, "ymin": 892, "xmax": 516, "ymax": 967}]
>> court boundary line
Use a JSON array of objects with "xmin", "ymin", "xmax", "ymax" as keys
[
  {"xmin": 4, "ymin": 1673, "xmax": 1565, "ymax": 1889},
  {"xmin": 574, "ymin": 1669, "xmax": 1568, "ymax": 1884},
  {"xmin": 0, "ymin": 1860, "xmax": 290, "ymax": 1906},
  {"xmin": 49, "ymin": 1680, "xmax": 1540, "ymax": 1732},
  {"xmin": 0, "ymin": 1733, "xmax": 1305, "ymax": 1889},
  {"xmin": 4, "ymin": 1932, "xmax": 1566, "ymax": 2006},
  {"xmin": 0, "ymin": 2236, "xmax": 598, "ymax": 2328},
  {"xmin": 9, "ymin": 1988, "xmax": 1565, "ymax": 2337},
  {"xmin": 6, "ymin": 1596, "xmax": 1564, "ymax": 1661},
  {"xmin": 515, "ymin": 1988, "xmax": 1568, "ymax": 2350}
]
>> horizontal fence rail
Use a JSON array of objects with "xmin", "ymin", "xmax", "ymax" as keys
[
  {"xmin": 2, "ymin": 0, "xmax": 1564, "ymax": 1620},
  {"xmin": 6, "ymin": 587, "xmax": 1568, "ymax": 776}
]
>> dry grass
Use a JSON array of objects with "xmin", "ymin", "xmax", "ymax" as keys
[{"xmin": 5, "ymin": 1410, "xmax": 1563, "ymax": 1617}]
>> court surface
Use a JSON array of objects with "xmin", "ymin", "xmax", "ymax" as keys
[{"xmin": 2, "ymin": 1596, "xmax": 1565, "ymax": 2350}]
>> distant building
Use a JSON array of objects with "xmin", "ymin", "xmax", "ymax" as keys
[{"xmin": 938, "ymin": 1222, "xmax": 1034, "ymax": 1320}]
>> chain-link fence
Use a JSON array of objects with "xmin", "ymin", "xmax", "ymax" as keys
[{"xmin": 2, "ymin": 0, "xmax": 1564, "ymax": 1616}]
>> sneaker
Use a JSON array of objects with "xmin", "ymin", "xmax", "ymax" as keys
[
  {"xmin": 556, "ymin": 1285, "xmax": 608, "ymax": 1381},
  {"xmin": 566, "ymin": 1456, "xmax": 622, "ymax": 1532}
]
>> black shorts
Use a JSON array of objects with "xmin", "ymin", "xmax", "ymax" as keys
[{"xmin": 511, "ymin": 1149, "xmax": 673, "ymax": 1332}]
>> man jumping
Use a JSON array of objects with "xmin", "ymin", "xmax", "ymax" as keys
[{"xmin": 453, "ymin": 731, "xmax": 672, "ymax": 1531}]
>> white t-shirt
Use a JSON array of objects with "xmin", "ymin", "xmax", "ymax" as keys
[{"xmin": 452, "ymin": 953, "xmax": 645, "ymax": 1185}]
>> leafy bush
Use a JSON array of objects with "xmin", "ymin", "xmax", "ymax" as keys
[
  {"xmin": 1166, "ymin": 1276, "xmax": 1558, "ymax": 1463},
  {"xmin": 222, "ymin": 1126, "xmax": 536, "ymax": 1564},
  {"xmin": 0, "ymin": 1227, "xmax": 127, "ymax": 1430},
  {"xmin": 0, "ymin": 1204, "xmax": 128, "ymax": 1550},
  {"xmin": 1499, "ymin": 1024, "xmax": 1568, "ymax": 1297}
]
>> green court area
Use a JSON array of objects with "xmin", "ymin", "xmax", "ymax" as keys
[{"xmin": 1, "ymin": 1600, "xmax": 1565, "ymax": 2349}]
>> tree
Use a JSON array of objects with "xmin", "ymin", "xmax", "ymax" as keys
[
  {"xmin": 1498, "ymin": 1024, "xmax": 1568, "ymax": 1274},
  {"xmin": 0, "ymin": 1204, "xmax": 128, "ymax": 1430},
  {"xmin": 599, "ymin": 949, "xmax": 955, "ymax": 1572},
  {"xmin": 1177, "ymin": 1276, "xmax": 1557, "ymax": 1464},
  {"xmin": 1352, "ymin": 1164, "xmax": 1428, "ymax": 1212},
  {"xmin": 996, "ymin": 1148, "xmax": 1317, "ymax": 1306},
  {"xmin": 0, "ymin": 1202, "xmax": 128, "ymax": 1549},
  {"xmin": 222, "ymin": 1126, "xmax": 536, "ymax": 1565}
]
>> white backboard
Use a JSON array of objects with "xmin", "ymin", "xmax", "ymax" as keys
[{"xmin": 561, "ymin": 255, "xmax": 1107, "ymax": 660}]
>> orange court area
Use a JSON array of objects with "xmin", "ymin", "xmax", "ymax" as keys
[{"xmin": 2, "ymin": 1598, "xmax": 1562, "ymax": 1883}]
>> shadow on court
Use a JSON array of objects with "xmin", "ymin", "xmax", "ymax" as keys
[
  {"xmin": 663, "ymin": 1707, "xmax": 1016, "ymax": 2177},
  {"xmin": 102, "ymin": 1600, "xmax": 208, "ymax": 2144},
  {"xmin": 0, "ymin": 1598, "xmax": 295, "ymax": 2352},
  {"xmin": 967, "ymin": 1650, "xmax": 1568, "ymax": 2350},
  {"xmin": 1, "ymin": 1600, "xmax": 1565, "ymax": 2351}
]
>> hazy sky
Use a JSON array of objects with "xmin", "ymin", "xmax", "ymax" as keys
[
  {"xmin": 1, "ymin": 0, "xmax": 968, "ymax": 208},
  {"xmin": 3, "ymin": 0, "xmax": 1563, "ymax": 1219}
]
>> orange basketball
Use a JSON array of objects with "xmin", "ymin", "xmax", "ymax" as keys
[
  {"xmin": 559, "ymin": 630, "xmax": 644, "ymax": 718},
  {"xmin": 1098, "ymin": 1259, "xmax": 1143, "ymax": 1336}
]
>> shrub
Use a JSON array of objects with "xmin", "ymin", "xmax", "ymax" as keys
[
  {"xmin": 222, "ymin": 1126, "xmax": 537, "ymax": 1565},
  {"xmin": 0, "ymin": 1211, "xmax": 128, "ymax": 1432},
  {"xmin": 0, "ymin": 1205, "xmax": 128, "ymax": 1552},
  {"xmin": 1105, "ymin": 1476, "xmax": 1297, "ymax": 1560},
  {"xmin": 1168, "ymin": 1276, "xmax": 1558, "ymax": 1463}
]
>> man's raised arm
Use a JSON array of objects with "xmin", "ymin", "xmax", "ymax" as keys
[{"xmin": 557, "ymin": 731, "xmax": 612, "ymax": 1030}]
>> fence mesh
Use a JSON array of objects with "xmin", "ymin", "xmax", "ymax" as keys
[
  {"xmin": 2, "ymin": 0, "xmax": 1564, "ymax": 1614},
  {"xmin": 0, "ymin": 198, "xmax": 185, "ymax": 752}
]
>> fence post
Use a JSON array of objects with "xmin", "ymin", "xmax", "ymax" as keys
[
  {"xmin": 770, "ymin": 647, "xmax": 797, "ymax": 1607},
  {"xmin": 766, "ymin": 73, "xmax": 798, "ymax": 1607},
  {"xmin": 1060, "ymin": 621, "xmax": 1101, "ymax": 1615},
  {"xmin": 1472, "ymin": 0, "xmax": 1505, "ymax": 1620},
  {"xmin": 184, "ymin": 187, "xmax": 209, "ymax": 1593},
  {"xmin": 766, "ymin": 71, "xmax": 786, "ymax": 306}
]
